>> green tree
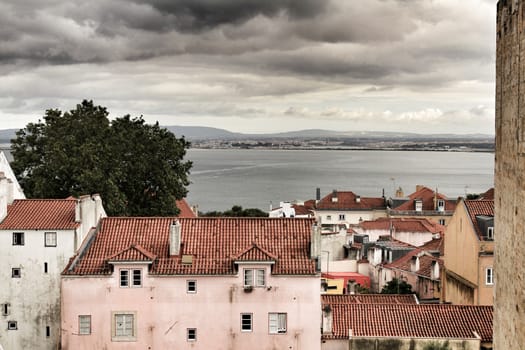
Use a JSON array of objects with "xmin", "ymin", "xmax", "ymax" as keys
[
  {"xmin": 380, "ymin": 277, "xmax": 414, "ymax": 294},
  {"xmin": 200, "ymin": 205, "xmax": 268, "ymax": 217},
  {"xmin": 10, "ymin": 100, "xmax": 192, "ymax": 216}
]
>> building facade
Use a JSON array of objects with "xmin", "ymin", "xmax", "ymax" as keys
[
  {"xmin": 494, "ymin": 0, "xmax": 525, "ymax": 348},
  {"xmin": 0, "ymin": 194, "xmax": 105, "ymax": 350},
  {"xmin": 61, "ymin": 217, "xmax": 321, "ymax": 350}
]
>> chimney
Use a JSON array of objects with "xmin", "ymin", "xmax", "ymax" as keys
[
  {"xmin": 75, "ymin": 199, "xmax": 81, "ymax": 223},
  {"xmin": 431, "ymin": 260, "xmax": 440, "ymax": 280},
  {"xmin": 316, "ymin": 187, "xmax": 321, "ymax": 201},
  {"xmin": 416, "ymin": 185, "xmax": 424, "ymax": 192},
  {"xmin": 395, "ymin": 187, "xmax": 404, "ymax": 198},
  {"xmin": 169, "ymin": 220, "xmax": 181, "ymax": 256},
  {"xmin": 322, "ymin": 305, "xmax": 333, "ymax": 334},
  {"xmin": 310, "ymin": 223, "xmax": 321, "ymax": 260}
]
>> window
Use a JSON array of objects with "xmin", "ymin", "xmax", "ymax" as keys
[
  {"xmin": 438, "ymin": 219, "xmax": 446, "ymax": 225},
  {"xmin": 120, "ymin": 269, "xmax": 142, "ymax": 288},
  {"xmin": 268, "ymin": 313, "xmax": 287, "ymax": 334},
  {"xmin": 326, "ymin": 215, "xmax": 332, "ymax": 221},
  {"xmin": 46, "ymin": 326, "xmax": 50, "ymax": 337},
  {"xmin": 112, "ymin": 312, "xmax": 136, "ymax": 341},
  {"xmin": 79, "ymin": 315, "xmax": 91, "ymax": 335},
  {"xmin": 44, "ymin": 232, "xmax": 57, "ymax": 247},
  {"xmin": 486, "ymin": 268, "xmax": 494, "ymax": 285},
  {"xmin": 487, "ymin": 227, "xmax": 494, "ymax": 240},
  {"xmin": 187, "ymin": 280, "xmax": 197, "ymax": 293},
  {"xmin": 244, "ymin": 269, "xmax": 265, "ymax": 287},
  {"xmin": 437, "ymin": 199, "xmax": 445, "ymax": 211},
  {"xmin": 7, "ymin": 321, "xmax": 17, "ymax": 330},
  {"xmin": 12, "ymin": 232, "xmax": 24, "ymax": 246},
  {"xmin": 2, "ymin": 303, "xmax": 10, "ymax": 316},
  {"xmin": 44, "ymin": 262, "xmax": 48, "ymax": 274},
  {"xmin": 187, "ymin": 328, "xmax": 197, "ymax": 341},
  {"xmin": 415, "ymin": 200, "xmax": 423, "ymax": 212},
  {"xmin": 12, "ymin": 268, "xmax": 21, "ymax": 278},
  {"xmin": 339, "ymin": 214, "xmax": 345, "ymax": 220},
  {"xmin": 241, "ymin": 313, "xmax": 252, "ymax": 332}
]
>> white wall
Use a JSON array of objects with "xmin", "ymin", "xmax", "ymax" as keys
[{"xmin": 0, "ymin": 229, "xmax": 76, "ymax": 350}]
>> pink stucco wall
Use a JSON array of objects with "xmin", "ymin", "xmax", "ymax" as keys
[{"xmin": 61, "ymin": 263, "xmax": 321, "ymax": 350}]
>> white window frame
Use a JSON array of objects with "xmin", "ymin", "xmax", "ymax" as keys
[
  {"xmin": 187, "ymin": 280, "xmax": 197, "ymax": 293},
  {"xmin": 241, "ymin": 313, "xmax": 253, "ymax": 332},
  {"xmin": 486, "ymin": 267, "xmax": 494, "ymax": 285},
  {"xmin": 119, "ymin": 269, "xmax": 142, "ymax": 288},
  {"xmin": 79, "ymin": 315, "xmax": 91, "ymax": 335},
  {"xmin": 487, "ymin": 227, "xmax": 494, "ymax": 240},
  {"xmin": 268, "ymin": 313, "xmax": 287, "ymax": 334},
  {"xmin": 326, "ymin": 215, "xmax": 332, "ymax": 221},
  {"xmin": 112, "ymin": 312, "xmax": 137, "ymax": 342},
  {"xmin": 415, "ymin": 200, "xmax": 423, "ymax": 212},
  {"xmin": 7, "ymin": 321, "xmax": 17, "ymax": 330},
  {"xmin": 44, "ymin": 232, "xmax": 57, "ymax": 247},
  {"xmin": 437, "ymin": 199, "xmax": 445, "ymax": 211},
  {"xmin": 12, "ymin": 232, "xmax": 24, "ymax": 246},
  {"xmin": 244, "ymin": 269, "xmax": 265, "ymax": 288},
  {"xmin": 339, "ymin": 214, "xmax": 345, "ymax": 220},
  {"xmin": 187, "ymin": 328, "xmax": 197, "ymax": 341}
]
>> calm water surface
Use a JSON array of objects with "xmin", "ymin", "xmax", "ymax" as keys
[{"xmin": 186, "ymin": 149, "xmax": 494, "ymax": 213}]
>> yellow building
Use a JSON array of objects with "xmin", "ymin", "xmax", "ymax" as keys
[{"xmin": 443, "ymin": 198, "xmax": 494, "ymax": 305}]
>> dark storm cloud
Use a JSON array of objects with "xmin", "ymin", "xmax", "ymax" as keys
[{"xmin": 131, "ymin": 0, "xmax": 327, "ymax": 32}]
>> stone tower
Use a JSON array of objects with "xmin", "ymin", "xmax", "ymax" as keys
[{"xmin": 494, "ymin": 0, "xmax": 525, "ymax": 348}]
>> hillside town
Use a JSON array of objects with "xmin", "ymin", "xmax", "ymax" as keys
[{"xmin": 0, "ymin": 150, "xmax": 494, "ymax": 350}]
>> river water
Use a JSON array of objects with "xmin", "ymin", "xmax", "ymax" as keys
[{"xmin": 185, "ymin": 149, "xmax": 494, "ymax": 213}]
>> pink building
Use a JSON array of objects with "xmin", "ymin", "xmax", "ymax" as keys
[{"xmin": 61, "ymin": 217, "xmax": 321, "ymax": 349}]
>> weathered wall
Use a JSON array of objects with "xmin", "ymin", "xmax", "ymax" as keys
[
  {"xmin": 494, "ymin": 0, "xmax": 525, "ymax": 349},
  {"xmin": 322, "ymin": 337, "xmax": 480, "ymax": 350}
]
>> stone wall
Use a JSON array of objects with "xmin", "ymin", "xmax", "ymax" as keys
[{"xmin": 494, "ymin": 0, "xmax": 525, "ymax": 348}]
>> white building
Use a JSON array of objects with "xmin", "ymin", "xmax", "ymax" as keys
[{"xmin": 0, "ymin": 179, "xmax": 105, "ymax": 350}]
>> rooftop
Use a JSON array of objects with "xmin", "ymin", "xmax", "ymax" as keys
[
  {"xmin": 324, "ymin": 303, "xmax": 493, "ymax": 342},
  {"xmin": 64, "ymin": 217, "xmax": 317, "ymax": 276},
  {"xmin": 316, "ymin": 191, "xmax": 386, "ymax": 211},
  {"xmin": 464, "ymin": 199, "xmax": 494, "ymax": 240},
  {"xmin": 0, "ymin": 199, "xmax": 79, "ymax": 230},
  {"xmin": 392, "ymin": 186, "xmax": 457, "ymax": 212},
  {"xmin": 359, "ymin": 217, "xmax": 444, "ymax": 234}
]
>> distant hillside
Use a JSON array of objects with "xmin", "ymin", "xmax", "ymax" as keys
[{"xmin": 0, "ymin": 125, "xmax": 494, "ymax": 143}]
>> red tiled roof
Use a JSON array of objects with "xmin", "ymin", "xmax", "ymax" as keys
[
  {"xmin": 316, "ymin": 191, "xmax": 386, "ymax": 210},
  {"xmin": 321, "ymin": 294, "xmax": 418, "ymax": 305},
  {"xmin": 0, "ymin": 199, "xmax": 79, "ymax": 230},
  {"xmin": 393, "ymin": 186, "xmax": 457, "ymax": 212},
  {"xmin": 107, "ymin": 244, "xmax": 157, "ymax": 262},
  {"xmin": 64, "ymin": 217, "xmax": 317, "ymax": 276},
  {"xmin": 479, "ymin": 188, "xmax": 494, "ymax": 200},
  {"xmin": 292, "ymin": 204, "xmax": 314, "ymax": 216},
  {"xmin": 359, "ymin": 217, "xmax": 444, "ymax": 234},
  {"xmin": 325, "ymin": 304, "xmax": 493, "ymax": 341},
  {"xmin": 384, "ymin": 248, "xmax": 442, "ymax": 279},
  {"xmin": 464, "ymin": 200, "xmax": 494, "ymax": 240},
  {"xmin": 176, "ymin": 199, "xmax": 196, "ymax": 218},
  {"xmin": 234, "ymin": 243, "xmax": 278, "ymax": 261}
]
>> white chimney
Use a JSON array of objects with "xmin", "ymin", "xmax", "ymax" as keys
[
  {"xmin": 322, "ymin": 305, "xmax": 333, "ymax": 334},
  {"xmin": 310, "ymin": 223, "xmax": 321, "ymax": 260},
  {"xmin": 170, "ymin": 220, "xmax": 181, "ymax": 256},
  {"xmin": 0, "ymin": 173, "xmax": 11, "ymax": 222},
  {"xmin": 410, "ymin": 256, "xmax": 420, "ymax": 272},
  {"xmin": 75, "ymin": 199, "xmax": 81, "ymax": 223}
]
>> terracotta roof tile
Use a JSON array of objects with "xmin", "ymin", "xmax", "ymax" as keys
[
  {"xmin": 316, "ymin": 191, "xmax": 386, "ymax": 210},
  {"xmin": 464, "ymin": 200, "xmax": 494, "ymax": 240},
  {"xmin": 479, "ymin": 188, "xmax": 494, "ymax": 200},
  {"xmin": 176, "ymin": 199, "xmax": 196, "ymax": 218},
  {"xmin": 107, "ymin": 244, "xmax": 157, "ymax": 262},
  {"xmin": 0, "ymin": 199, "xmax": 79, "ymax": 230},
  {"xmin": 322, "ymin": 294, "xmax": 418, "ymax": 305},
  {"xmin": 325, "ymin": 303, "xmax": 493, "ymax": 341},
  {"xmin": 359, "ymin": 217, "xmax": 444, "ymax": 234},
  {"xmin": 65, "ymin": 217, "xmax": 317, "ymax": 276},
  {"xmin": 393, "ymin": 186, "xmax": 457, "ymax": 212},
  {"xmin": 235, "ymin": 243, "xmax": 278, "ymax": 261}
]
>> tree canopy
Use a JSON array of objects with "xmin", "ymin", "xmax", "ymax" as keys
[
  {"xmin": 10, "ymin": 100, "xmax": 192, "ymax": 216},
  {"xmin": 380, "ymin": 277, "xmax": 414, "ymax": 294},
  {"xmin": 200, "ymin": 205, "xmax": 268, "ymax": 217}
]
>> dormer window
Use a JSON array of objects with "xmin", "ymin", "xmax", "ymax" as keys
[
  {"xmin": 487, "ymin": 227, "xmax": 494, "ymax": 240},
  {"xmin": 244, "ymin": 268, "xmax": 265, "ymax": 287},
  {"xmin": 437, "ymin": 199, "xmax": 445, "ymax": 212},
  {"xmin": 415, "ymin": 200, "xmax": 423, "ymax": 212},
  {"xmin": 120, "ymin": 269, "xmax": 142, "ymax": 288}
]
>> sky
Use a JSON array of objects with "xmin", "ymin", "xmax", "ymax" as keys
[{"xmin": 0, "ymin": 0, "xmax": 498, "ymax": 135}]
